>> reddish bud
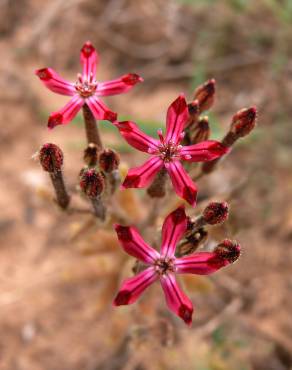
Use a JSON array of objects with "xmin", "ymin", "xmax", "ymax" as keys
[
  {"xmin": 186, "ymin": 100, "xmax": 200, "ymax": 128},
  {"xmin": 230, "ymin": 107, "xmax": 257, "ymax": 138},
  {"xmin": 203, "ymin": 201, "xmax": 229, "ymax": 225},
  {"xmin": 80, "ymin": 169, "xmax": 104, "ymax": 198},
  {"xmin": 39, "ymin": 143, "xmax": 63, "ymax": 173},
  {"xmin": 99, "ymin": 149, "xmax": 120, "ymax": 173},
  {"xmin": 194, "ymin": 79, "xmax": 216, "ymax": 112},
  {"xmin": 190, "ymin": 116, "xmax": 210, "ymax": 144},
  {"xmin": 188, "ymin": 100, "xmax": 199, "ymax": 118},
  {"xmin": 83, "ymin": 143, "xmax": 98, "ymax": 166},
  {"xmin": 214, "ymin": 239, "xmax": 241, "ymax": 263}
]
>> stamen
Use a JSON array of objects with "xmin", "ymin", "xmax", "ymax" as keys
[
  {"xmin": 184, "ymin": 154, "xmax": 191, "ymax": 160},
  {"xmin": 179, "ymin": 132, "xmax": 185, "ymax": 141},
  {"xmin": 148, "ymin": 147, "xmax": 156, "ymax": 154},
  {"xmin": 157, "ymin": 129, "xmax": 164, "ymax": 144}
]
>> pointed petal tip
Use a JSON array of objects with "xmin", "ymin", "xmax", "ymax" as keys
[
  {"xmin": 80, "ymin": 41, "xmax": 96, "ymax": 57},
  {"xmin": 35, "ymin": 67, "xmax": 52, "ymax": 81},
  {"xmin": 179, "ymin": 304, "xmax": 193, "ymax": 326},
  {"xmin": 113, "ymin": 290, "xmax": 132, "ymax": 306},
  {"xmin": 47, "ymin": 113, "xmax": 63, "ymax": 129},
  {"xmin": 122, "ymin": 73, "xmax": 144, "ymax": 86}
]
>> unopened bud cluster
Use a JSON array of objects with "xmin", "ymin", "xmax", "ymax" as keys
[
  {"xmin": 38, "ymin": 143, "xmax": 70, "ymax": 209},
  {"xmin": 99, "ymin": 149, "xmax": 120, "ymax": 173},
  {"xmin": 203, "ymin": 201, "xmax": 229, "ymax": 225},
  {"xmin": 39, "ymin": 143, "xmax": 63, "ymax": 173},
  {"xmin": 214, "ymin": 239, "xmax": 241, "ymax": 263},
  {"xmin": 80, "ymin": 169, "xmax": 104, "ymax": 198}
]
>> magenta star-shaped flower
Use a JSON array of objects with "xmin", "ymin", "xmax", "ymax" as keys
[
  {"xmin": 113, "ymin": 206, "xmax": 240, "ymax": 325},
  {"xmin": 35, "ymin": 41, "xmax": 143, "ymax": 129},
  {"xmin": 116, "ymin": 95, "xmax": 229, "ymax": 206}
]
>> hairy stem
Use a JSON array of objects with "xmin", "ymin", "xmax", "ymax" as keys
[
  {"xmin": 49, "ymin": 171, "xmax": 70, "ymax": 209},
  {"xmin": 82, "ymin": 104, "xmax": 103, "ymax": 149},
  {"xmin": 91, "ymin": 197, "xmax": 106, "ymax": 221}
]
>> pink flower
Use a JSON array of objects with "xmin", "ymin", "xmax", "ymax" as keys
[
  {"xmin": 116, "ymin": 95, "xmax": 229, "ymax": 206},
  {"xmin": 113, "ymin": 206, "xmax": 240, "ymax": 325},
  {"xmin": 35, "ymin": 41, "xmax": 143, "ymax": 129}
]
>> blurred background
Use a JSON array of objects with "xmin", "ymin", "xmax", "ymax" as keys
[{"xmin": 1, "ymin": 0, "xmax": 292, "ymax": 369}]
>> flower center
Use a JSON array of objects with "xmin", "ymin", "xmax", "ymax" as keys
[
  {"xmin": 155, "ymin": 130, "xmax": 182, "ymax": 162},
  {"xmin": 154, "ymin": 257, "xmax": 175, "ymax": 275},
  {"xmin": 75, "ymin": 73, "xmax": 97, "ymax": 98}
]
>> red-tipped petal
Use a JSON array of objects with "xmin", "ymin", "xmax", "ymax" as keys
[
  {"xmin": 47, "ymin": 95, "xmax": 83, "ymax": 129},
  {"xmin": 86, "ymin": 96, "xmax": 117, "ymax": 122},
  {"xmin": 122, "ymin": 156, "xmax": 163, "ymax": 189},
  {"xmin": 175, "ymin": 252, "xmax": 230, "ymax": 275},
  {"xmin": 35, "ymin": 68, "xmax": 75, "ymax": 96},
  {"xmin": 96, "ymin": 73, "xmax": 143, "ymax": 96},
  {"xmin": 160, "ymin": 273, "xmax": 193, "ymax": 325},
  {"xmin": 114, "ymin": 224, "xmax": 160, "ymax": 264},
  {"xmin": 166, "ymin": 161, "xmax": 197, "ymax": 206},
  {"xmin": 181, "ymin": 140, "xmax": 230, "ymax": 162},
  {"xmin": 80, "ymin": 41, "xmax": 99, "ymax": 80},
  {"xmin": 160, "ymin": 206, "xmax": 188, "ymax": 258},
  {"xmin": 113, "ymin": 267, "xmax": 157, "ymax": 306},
  {"xmin": 165, "ymin": 94, "xmax": 189, "ymax": 144},
  {"xmin": 116, "ymin": 121, "xmax": 159, "ymax": 153}
]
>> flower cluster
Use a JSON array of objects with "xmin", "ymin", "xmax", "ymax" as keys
[{"xmin": 36, "ymin": 41, "xmax": 256, "ymax": 325}]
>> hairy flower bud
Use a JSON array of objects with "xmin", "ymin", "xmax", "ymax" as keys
[
  {"xmin": 214, "ymin": 239, "xmax": 241, "ymax": 263},
  {"xmin": 83, "ymin": 143, "xmax": 98, "ymax": 166},
  {"xmin": 203, "ymin": 201, "xmax": 229, "ymax": 225},
  {"xmin": 187, "ymin": 99, "xmax": 200, "ymax": 125},
  {"xmin": 39, "ymin": 143, "xmax": 63, "ymax": 173},
  {"xmin": 230, "ymin": 107, "xmax": 257, "ymax": 138},
  {"xmin": 99, "ymin": 149, "xmax": 120, "ymax": 173},
  {"xmin": 80, "ymin": 169, "xmax": 104, "ymax": 198},
  {"xmin": 190, "ymin": 116, "xmax": 210, "ymax": 144},
  {"xmin": 194, "ymin": 79, "xmax": 216, "ymax": 112}
]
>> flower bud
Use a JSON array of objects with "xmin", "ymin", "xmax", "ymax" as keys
[
  {"xmin": 99, "ymin": 149, "xmax": 120, "ymax": 173},
  {"xmin": 187, "ymin": 99, "xmax": 199, "ymax": 121},
  {"xmin": 39, "ymin": 143, "xmax": 63, "ymax": 173},
  {"xmin": 230, "ymin": 107, "xmax": 257, "ymax": 138},
  {"xmin": 194, "ymin": 79, "xmax": 216, "ymax": 112},
  {"xmin": 80, "ymin": 169, "xmax": 104, "ymax": 198},
  {"xmin": 83, "ymin": 143, "xmax": 98, "ymax": 166},
  {"xmin": 190, "ymin": 116, "xmax": 210, "ymax": 144},
  {"xmin": 214, "ymin": 239, "xmax": 241, "ymax": 263},
  {"xmin": 203, "ymin": 201, "xmax": 229, "ymax": 225}
]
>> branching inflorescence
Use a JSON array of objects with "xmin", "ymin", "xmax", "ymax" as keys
[{"xmin": 35, "ymin": 41, "xmax": 257, "ymax": 325}]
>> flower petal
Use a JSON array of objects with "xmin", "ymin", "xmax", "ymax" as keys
[
  {"xmin": 160, "ymin": 273, "xmax": 193, "ymax": 325},
  {"xmin": 165, "ymin": 94, "xmax": 189, "ymax": 144},
  {"xmin": 166, "ymin": 161, "xmax": 197, "ymax": 206},
  {"xmin": 80, "ymin": 41, "xmax": 99, "ymax": 80},
  {"xmin": 48, "ymin": 95, "xmax": 84, "ymax": 129},
  {"xmin": 175, "ymin": 252, "xmax": 230, "ymax": 275},
  {"xmin": 114, "ymin": 224, "xmax": 160, "ymax": 264},
  {"xmin": 35, "ymin": 68, "xmax": 75, "ymax": 96},
  {"xmin": 180, "ymin": 140, "xmax": 230, "ymax": 162},
  {"xmin": 122, "ymin": 156, "xmax": 164, "ymax": 189},
  {"xmin": 160, "ymin": 206, "xmax": 188, "ymax": 258},
  {"xmin": 96, "ymin": 74, "xmax": 143, "ymax": 96},
  {"xmin": 113, "ymin": 267, "xmax": 157, "ymax": 306},
  {"xmin": 86, "ymin": 96, "xmax": 117, "ymax": 122},
  {"xmin": 116, "ymin": 121, "xmax": 159, "ymax": 153}
]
